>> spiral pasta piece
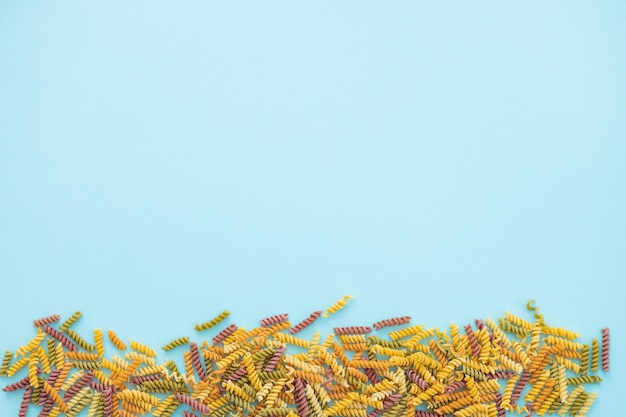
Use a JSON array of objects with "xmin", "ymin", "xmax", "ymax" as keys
[
  {"xmin": 334, "ymin": 326, "xmax": 372, "ymax": 335},
  {"xmin": 290, "ymin": 311, "xmax": 322, "ymax": 334},
  {"xmin": 161, "ymin": 336, "xmax": 190, "ymax": 352},
  {"xmin": 93, "ymin": 329, "xmax": 104, "ymax": 359},
  {"xmin": 322, "ymin": 295, "xmax": 353, "ymax": 318},
  {"xmin": 213, "ymin": 324, "xmax": 238, "ymax": 345},
  {"xmin": 34, "ymin": 315, "xmax": 61, "ymax": 328},
  {"xmin": 107, "ymin": 330, "xmax": 127, "ymax": 351},
  {"xmin": 194, "ymin": 310, "xmax": 230, "ymax": 332},
  {"xmin": 601, "ymin": 327, "xmax": 610, "ymax": 372},
  {"xmin": 59, "ymin": 312, "xmax": 82, "ymax": 333},
  {"xmin": 0, "ymin": 351, "xmax": 13, "ymax": 377},
  {"xmin": 129, "ymin": 340, "xmax": 156, "ymax": 357},
  {"xmin": 590, "ymin": 339, "xmax": 599, "ymax": 373},
  {"xmin": 260, "ymin": 313, "xmax": 289, "ymax": 327}
]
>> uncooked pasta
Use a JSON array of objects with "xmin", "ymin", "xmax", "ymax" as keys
[{"xmin": 0, "ymin": 300, "xmax": 610, "ymax": 417}]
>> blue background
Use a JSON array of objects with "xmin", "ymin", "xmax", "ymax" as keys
[{"xmin": 0, "ymin": 1, "xmax": 624, "ymax": 416}]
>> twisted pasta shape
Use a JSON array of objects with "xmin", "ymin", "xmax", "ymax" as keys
[
  {"xmin": 497, "ymin": 319, "xmax": 529, "ymax": 338},
  {"xmin": 339, "ymin": 334, "xmax": 367, "ymax": 345},
  {"xmin": 575, "ymin": 392, "xmax": 597, "ymax": 417},
  {"xmin": 6, "ymin": 357, "xmax": 30, "ymax": 378},
  {"xmin": 389, "ymin": 325, "xmax": 427, "ymax": 341},
  {"xmin": 54, "ymin": 341, "xmax": 65, "ymax": 369},
  {"xmin": 65, "ymin": 386, "xmax": 91, "ymax": 414},
  {"xmin": 94, "ymin": 330, "xmax": 104, "ymax": 359},
  {"xmin": 18, "ymin": 385, "xmax": 31, "ymax": 417},
  {"xmin": 290, "ymin": 311, "xmax": 322, "ymax": 335},
  {"xmin": 64, "ymin": 329, "xmax": 94, "ymax": 352},
  {"xmin": 0, "ymin": 351, "xmax": 13, "ymax": 377},
  {"xmin": 66, "ymin": 351, "xmax": 99, "ymax": 361},
  {"xmin": 504, "ymin": 312, "xmax": 533, "ymax": 331},
  {"xmin": 590, "ymin": 339, "xmax": 599, "ymax": 373},
  {"xmin": 45, "ymin": 339, "xmax": 58, "ymax": 371},
  {"xmin": 129, "ymin": 340, "xmax": 156, "ymax": 358},
  {"xmin": 33, "ymin": 315, "xmax": 61, "ymax": 328},
  {"xmin": 16, "ymin": 329, "xmax": 46, "ymax": 357},
  {"xmin": 570, "ymin": 391, "xmax": 588, "ymax": 416},
  {"xmin": 161, "ymin": 336, "xmax": 190, "ymax": 352},
  {"xmin": 43, "ymin": 381, "xmax": 69, "ymax": 413},
  {"xmin": 86, "ymin": 391, "xmax": 103, "ymax": 417},
  {"xmin": 125, "ymin": 351, "xmax": 156, "ymax": 366},
  {"xmin": 322, "ymin": 295, "xmax": 353, "ymax": 318},
  {"xmin": 557, "ymin": 384, "xmax": 584, "ymax": 415},
  {"xmin": 212, "ymin": 324, "xmax": 238, "ymax": 345},
  {"xmin": 63, "ymin": 371, "xmax": 93, "ymax": 400},
  {"xmin": 334, "ymin": 326, "xmax": 372, "ymax": 335},
  {"xmin": 601, "ymin": 327, "xmax": 609, "ymax": 372},
  {"xmin": 27, "ymin": 355, "xmax": 40, "ymax": 389},
  {"xmin": 527, "ymin": 326, "xmax": 542, "ymax": 357},
  {"xmin": 463, "ymin": 325, "xmax": 481, "ymax": 359},
  {"xmin": 59, "ymin": 312, "xmax": 82, "ymax": 333},
  {"xmin": 550, "ymin": 356, "xmax": 575, "ymax": 375},
  {"xmin": 189, "ymin": 343, "xmax": 207, "ymax": 381},
  {"xmin": 264, "ymin": 345, "xmax": 286, "ymax": 372},
  {"xmin": 273, "ymin": 332, "xmax": 312, "ymax": 349},
  {"xmin": 195, "ymin": 310, "xmax": 230, "ymax": 332},
  {"xmin": 565, "ymin": 375, "xmax": 602, "ymax": 386},
  {"xmin": 107, "ymin": 330, "xmax": 127, "ymax": 351},
  {"xmin": 260, "ymin": 313, "xmax": 289, "ymax": 328}
]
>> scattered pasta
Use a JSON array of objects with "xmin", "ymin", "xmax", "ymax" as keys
[{"xmin": 0, "ymin": 300, "xmax": 609, "ymax": 417}]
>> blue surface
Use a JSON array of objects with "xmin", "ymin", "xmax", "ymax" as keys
[{"xmin": 0, "ymin": 1, "xmax": 624, "ymax": 416}]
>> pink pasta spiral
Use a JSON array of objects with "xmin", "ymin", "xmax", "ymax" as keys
[
  {"xmin": 368, "ymin": 393, "xmax": 402, "ymax": 417},
  {"xmin": 2, "ymin": 376, "xmax": 30, "ymax": 392},
  {"xmin": 103, "ymin": 387, "xmax": 114, "ymax": 417},
  {"xmin": 189, "ymin": 343, "xmax": 207, "ymax": 381},
  {"xmin": 130, "ymin": 373, "xmax": 161, "ymax": 385},
  {"xmin": 602, "ymin": 327, "xmax": 610, "ymax": 372},
  {"xmin": 212, "ymin": 324, "xmax": 238, "ymax": 345},
  {"xmin": 182, "ymin": 412, "xmax": 199, "ymax": 417},
  {"xmin": 226, "ymin": 366, "xmax": 247, "ymax": 383},
  {"xmin": 63, "ymin": 370, "xmax": 94, "ymax": 401},
  {"xmin": 175, "ymin": 393, "xmax": 210, "ymax": 414},
  {"xmin": 293, "ymin": 378, "xmax": 309, "ymax": 417},
  {"xmin": 360, "ymin": 353, "xmax": 379, "ymax": 384},
  {"xmin": 464, "ymin": 324, "xmax": 481, "ymax": 358},
  {"xmin": 383, "ymin": 393, "xmax": 402, "ymax": 410},
  {"xmin": 509, "ymin": 370, "xmax": 530, "ymax": 407},
  {"xmin": 42, "ymin": 325, "xmax": 78, "ymax": 351},
  {"xmin": 474, "ymin": 318, "xmax": 486, "ymax": 331},
  {"xmin": 39, "ymin": 400, "xmax": 54, "ymax": 417},
  {"xmin": 90, "ymin": 381, "xmax": 110, "ymax": 392},
  {"xmin": 260, "ymin": 313, "xmax": 289, "ymax": 327},
  {"xmin": 290, "ymin": 311, "xmax": 322, "ymax": 334},
  {"xmin": 264, "ymin": 345, "xmax": 286, "ymax": 372},
  {"xmin": 488, "ymin": 370, "xmax": 516, "ymax": 380},
  {"xmin": 368, "ymin": 407, "xmax": 384, "ymax": 417},
  {"xmin": 406, "ymin": 370, "xmax": 429, "ymax": 390},
  {"xmin": 334, "ymin": 326, "xmax": 372, "ymax": 335},
  {"xmin": 18, "ymin": 386, "xmax": 31, "ymax": 417},
  {"xmin": 38, "ymin": 368, "xmax": 61, "ymax": 405},
  {"xmin": 494, "ymin": 391, "xmax": 506, "ymax": 417},
  {"xmin": 33, "ymin": 314, "xmax": 60, "ymax": 328},
  {"xmin": 444, "ymin": 381, "xmax": 466, "ymax": 394},
  {"xmin": 372, "ymin": 316, "xmax": 411, "ymax": 330}
]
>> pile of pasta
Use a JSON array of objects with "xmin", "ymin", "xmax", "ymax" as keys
[{"xmin": 0, "ymin": 297, "xmax": 610, "ymax": 417}]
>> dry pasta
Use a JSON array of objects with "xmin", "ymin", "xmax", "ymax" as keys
[{"xmin": 0, "ymin": 301, "xmax": 610, "ymax": 417}]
